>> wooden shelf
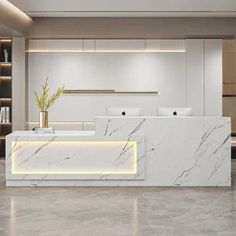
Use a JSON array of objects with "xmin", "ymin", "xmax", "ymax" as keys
[
  {"xmin": 64, "ymin": 89, "xmax": 158, "ymax": 95},
  {"xmin": 0, "ymin": 39, "xmax": 11, "ymax": 43},
  {"xmin": 0, "ymin": 98, "xmax": 11, "ymax": 102},
  {"xmin": 0, "ymin": 123, "xmax": 12, "ymax": 125},
  {"xmin": 0, "ymin": 136, "xmax": 5, "ymax": 140},
  {"xmin": 0, "ymin": 76, "xmax": 11, "ymax": 80},
  {"xmin": 0, "ymin": 62, "xmax": 11, "ymax": 66},
  {"xmin": 223, "ymin": 94, "xmax": 236, "ymax": 97}
]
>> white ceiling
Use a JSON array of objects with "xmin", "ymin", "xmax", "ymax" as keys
[
  {"xmin": 8, "ymin": 0, "xmax": 236, "ymax": 17},
  {"xmin": 0, "ymin": 24, "xmax": 22, "ymax": 36}
]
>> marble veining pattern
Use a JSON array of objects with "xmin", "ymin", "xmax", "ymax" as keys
[
  {"xmin": 5, "ymin": 117, "xmax": 231, "ymax": 186},
  {"xmin": 6, "ymin": 134, "xmax": 145, "ymax": 184},
  {"xmin": 96, "ymin": 117, "xmax": 231, "ymax": 186}
]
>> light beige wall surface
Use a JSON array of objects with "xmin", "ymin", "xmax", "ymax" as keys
[
  {"xmin": 12, "ymin": 37, "xmax": 26, "ymax": 131},
  {"xmin": 223, "ymin": 40, "xmax": 236, "ymax": 133}
]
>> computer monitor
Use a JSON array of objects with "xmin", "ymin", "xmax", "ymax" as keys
[
  {"xmin": 157, "ymin": 107, "xmax": 192, "ymax": 117},
  {"xmin": 106, "ymin": 107, "xmax": 141, "ymax": 116}
]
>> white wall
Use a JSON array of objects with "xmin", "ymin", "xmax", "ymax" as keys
[
  {"xmin": 28, "ymin": 52, "xmax": 185, "ymax": 121},
  {"xmin": 12, "ymin": 37, "xmax": 26, "ymax": 130},
  {"xmin": 185, "ymin": 39, "xmax": 205, "ymax": 116},
  {"xmin": 205, "ymin": 40, "xmax": 222, "ymax": 116},
  {"xmin": 27, "ymin": 39, "xmax": 222, "ymax": 123},
  {"xmin": 185, "ymin": 39, "xmax": 222, "ymax": 116}
]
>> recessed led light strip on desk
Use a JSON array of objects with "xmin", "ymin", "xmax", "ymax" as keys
[
  {"xmin": 63, "ymin": 89, "xmax": 158, "ymax": 95},
  {"xmin": 11, "ymin": 141, "xmax": 138, "ymax": 175}
]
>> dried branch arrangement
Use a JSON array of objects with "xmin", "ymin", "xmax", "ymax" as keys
[{"xmin": 34, "ymin": 78, "xmax": 64, "ymax": 111}]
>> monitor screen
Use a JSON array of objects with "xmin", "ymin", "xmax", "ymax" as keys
[{"xmin": 157, "ymin": 107, "xmax": 192, "ymax": 117}]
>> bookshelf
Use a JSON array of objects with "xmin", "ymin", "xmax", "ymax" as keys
[{"xmin": 0, "ymin": 38, "xmax": 12, "ymax": 159}]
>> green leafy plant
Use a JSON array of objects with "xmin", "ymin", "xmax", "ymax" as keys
[{"xmin": 34, "ymin": 78, "xmax": 64, "ymax": 111}]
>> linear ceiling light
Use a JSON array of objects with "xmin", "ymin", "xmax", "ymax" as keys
[{"xmin": 27, "ymin": 49, "xmax": 185, "ymax": 53}]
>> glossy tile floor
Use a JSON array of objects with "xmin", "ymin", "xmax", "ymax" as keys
[{"xmin": 0, "ymin": 160, "xmax": 236, "ymax": 236}]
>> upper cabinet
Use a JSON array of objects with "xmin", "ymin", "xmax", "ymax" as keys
[
  {"xmin": 27, "ymin": 39, "xmax": 185, "ymax": 53},
  {"xmin": 95, "ymin": 40, "xmax": 145, "ymax": 52},
  {"xmin": 146, "ymin": 40, "xmax": 185, "ymax": 52},
  {"xmin": 28, "ymin": 39, "xmax": 83, "ymax": 52}
]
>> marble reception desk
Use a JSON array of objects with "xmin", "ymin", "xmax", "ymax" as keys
[
  {"xmin": 6, "ymin": 117, "xmax": 231, "ymax": 186},
  {"xmin": 96, "ymin": 117, "xmax": 231, "ymax": 186}
]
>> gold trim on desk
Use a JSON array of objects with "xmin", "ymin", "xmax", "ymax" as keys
[{"xmin": 63, "ymin": 89, "xmax": 158, "ymax": 95}]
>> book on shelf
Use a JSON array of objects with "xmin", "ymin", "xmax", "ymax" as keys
[{"xmin": 0, "ymin": 106, "xmax": 10, "ymax": 123}]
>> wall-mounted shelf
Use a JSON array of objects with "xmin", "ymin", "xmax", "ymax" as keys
[
  {"xmin": 63, "ymin": 89, "xmax": 158, "ymax": 95},
  {"xmin": 223, "ymin": 94, "xmax": 236, "ymax": 97},
  {"xmin": 0, "ymin": 98, "xmax": 11, "ymax": 102},
  {"xmin": 0, "ymin": 76, "xmax": 11, "ymax": 80},
  {"xmin": 0, "ymin": 62, "xmax": 11, "ymax": 66},
  {"xmin": 27, "ymin": 39, "xmax": 185, "ymax": 53},
  {"xmin": 0, "ymin": 123, "xmax": 12, "ymax": 125}
]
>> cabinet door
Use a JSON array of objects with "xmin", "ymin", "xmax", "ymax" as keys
[
  {"xmin": 146, "ymin": 40, "xmax": 185, "ymax": 52},
  {"xmin": 95, "ymin": 40, "xmax": 145, "ymax": 51},
  {"xmin": 28, "ymin": 39, "xmax": 83, "ymax": 52}
]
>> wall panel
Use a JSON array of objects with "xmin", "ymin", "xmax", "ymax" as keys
[
  {"xmin": 185, "ymin": 39, "xmax": 204, "ymax": 116},
  {"xmin": 204, "ymin": 39, "xmax": 222, "ymax": 116}
]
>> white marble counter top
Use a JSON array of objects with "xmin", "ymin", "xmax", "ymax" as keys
[
  {"xmin": 8, "ymin": 131, "xmax": 95, "ymax": 137},
  {"xmin": 96, "ymin": 116, "xmax": 225, "ymax": 119}
]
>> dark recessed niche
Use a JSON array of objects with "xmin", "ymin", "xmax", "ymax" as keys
[
  {"xmin": 0, "ymin": 80, "xmax": 11, "ymax": 98},
  {"xmin": 0, "ymin": 42, "xmax": 12, "ymax": 63},
  {"xmin": 0, "ymin": 39, "xmax": 12, "ymax": 158}
]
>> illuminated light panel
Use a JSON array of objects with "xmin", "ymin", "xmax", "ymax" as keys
[
  {"xmin": 26, "ymin": 49, "xmax": 185, "ymax": 53},
  {"xmin": 12, "ymin": 141, "xmax": 137, "ymax": 175},
  {"xmin": 26, "ymin": 50, "xmax": 83, "ymax": 53},
  {"xmin": 95, "ymin": 49, "xmax": 185, "ymax": 53}
]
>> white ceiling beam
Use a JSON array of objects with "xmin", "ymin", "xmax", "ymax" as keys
[
  {"xmin": 8, "ymin": 0, "xmax": 236, "ymax": 17},
  {"xmin": 0, "ymin": 0, "xmax": 32, "ymax": 35}
]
